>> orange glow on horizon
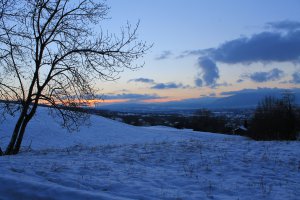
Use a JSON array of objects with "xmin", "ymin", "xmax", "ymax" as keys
[
  {"xmin": 86, "ymin": 99, "xmax": 129, "ymax": 106},
  {"xmin": 142, "ymin": 98, "xmax": 182, "ymax": 103},
  {"xmin": 39, "ymin": 97, "xmax": 183, "ymax": 107},
  {"xmin": 80, "ymin": 98, "xmax": 183, "ymax": 106},
  {"xmin": 101, "ymin": 99, "xmax": 130, "ymax": 104},
  {"xmin": 39, "ymin": 99, "xmax": 129, "ymax": 107}
]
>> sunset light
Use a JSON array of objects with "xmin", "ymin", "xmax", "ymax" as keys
[{"xmin": 0, "ymin": 1, "xmax": 299, "ymax": 199}]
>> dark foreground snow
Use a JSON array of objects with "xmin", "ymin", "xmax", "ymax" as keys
[{"xmin": 0, "ymin": 108, "xmax": 299, "ymax": 199}]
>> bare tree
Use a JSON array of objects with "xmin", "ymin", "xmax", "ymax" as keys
[
  {"xmin": 249, "ymin": 94, "xmax": 297, "ymax": 140},
  {"xmin": 0, "ymin": 0, "xmax": 149, "ymax": 155}
]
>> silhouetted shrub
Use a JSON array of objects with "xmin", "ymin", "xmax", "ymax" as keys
[{"xmin": 249, "ymin": 93, "xmax": 297, "ymax": 140}]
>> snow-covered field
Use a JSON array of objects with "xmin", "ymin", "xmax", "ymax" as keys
[{"xmin": 0, "ymin": 108, "xmax": 299, "ymax": 200}]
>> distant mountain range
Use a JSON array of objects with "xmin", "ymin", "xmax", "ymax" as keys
[{"xmin": 96, "ymin": 88, "xmax": 300, "ymax": 112}]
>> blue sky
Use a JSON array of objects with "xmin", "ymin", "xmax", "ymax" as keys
[{"xmin": 96, "ymin": 0, "xmax": 300, "ymax": 103}]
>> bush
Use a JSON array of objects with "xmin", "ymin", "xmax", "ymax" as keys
[
  {"xmin": 249, "ymin": 93, "xmax": 297, "ymax": 140},
  {"xmin": 189, "ymin": 109, "xmax": 230, "ymax": 133}
]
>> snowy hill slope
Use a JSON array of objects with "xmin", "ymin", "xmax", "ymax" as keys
[
  {"xmin": 0, "ymin": 107, "xmax": 299, "ymax": 200},
  {"xmin": 0, "ymin": 107, "xmax": 237, "ymax": 150}
]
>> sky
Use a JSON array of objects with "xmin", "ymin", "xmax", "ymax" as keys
[{"xmin": 94, "ymin": 0, "xmax": 300, "ymax": 104}]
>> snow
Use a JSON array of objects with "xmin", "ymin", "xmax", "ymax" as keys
[
  {"xmin": 0, "ymin": 107, "xmax": 299, "ymax": 199},
  {"xmin": 238, "ymin": 125, "xmax": 248, "ymax": 131}
]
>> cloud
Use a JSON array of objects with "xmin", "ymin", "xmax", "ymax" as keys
[
  {"xmin": 237, "ymin": 79, "xmax": 244, "ymax": 83},
  {"xmin": 129, "ymin": 78, "xmax": 191, "ymax": 90},
  {"xmin": 155, "ymin": 51, "xmax": 173, "ymax": 60},
  {"xmin": 178, "ymin": 49, "xmax": 204, "ymax": 58},
  {"xmin": 194, "ymin": 78, "xmax": 203, "ymax": 87},
  {"xmin": 291, "ymin": 72, "xmax": 300, "ymax": 84},
  {"xmin": 151, "ymin": 82, "xmax": 188, "ymax": 90},
  {"xmin": 103, "ymin": 93, "xmax": 162, "ymax": 100},
  {"xmin": 210, "ymin": 31, "xmax": 300, "ymax": 64},
  {"xmin": 179, "ymin": 21, "xmax": 300, "ymax": 86},
  {"xmin": 214, "ymin": 82, "xmax": 231, "ymax": 87},
  {"xmin": 128, "ymin": 78, "xmax": 155, "ymax": 84},
  {"xmin": 181, "ymin": 22, "xmax": 300, "ymax": 64},
  {"xmin": 244, "ymin": 68, "xmax": 284, "ymax": 83},
  {"xmin": 195, "ymin": 57, "xmax": 219, "ymax": 87},
  {"xmin": 267, "ymin": 20, "xmax": 300, "ymax": 31}
]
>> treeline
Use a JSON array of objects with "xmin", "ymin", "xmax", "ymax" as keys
[
  {"xmin": 172, "ymin": 110, "xmax": 231, "ymax": 133},
  {"xmin": 97, "ymin": 93, "xmax": 300, "ymax": 140},
  {"xmin": 48, "ymin": 92, "xmax": 300, "ymax": 141},
  {"xmin": 248, "ymin": 93, "xmax": 300, "ymax": 140},
  {"xmin": 85, "ymin": 109, "xmax": 233, "ymax": 134}
]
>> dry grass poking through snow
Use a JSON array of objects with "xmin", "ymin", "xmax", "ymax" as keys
[{"xmin": 0, "ymin": 138, "xmax": 299, "ymax": 200}]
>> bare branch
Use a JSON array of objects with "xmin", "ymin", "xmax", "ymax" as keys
[{"xmin": 0, "ymin": 0, "xmax": 150, "ymax": 154}]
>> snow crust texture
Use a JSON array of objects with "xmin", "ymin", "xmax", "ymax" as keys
[{"xmin": 0, "ymin": 108, "xmax": 299, "ymax": 199}]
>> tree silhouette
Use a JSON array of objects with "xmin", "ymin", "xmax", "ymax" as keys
[
  {"xmin": 250, "ymin": 93, "xmax": 297, "ymax": 140},
  {"xmin": 0, "ymin": 0, "xmax": 149, "ymax": 155}
]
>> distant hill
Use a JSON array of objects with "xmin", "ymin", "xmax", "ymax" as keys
[
  {"xmin": 213, "ymin": 88, "xmax": 300, "ymax": 108},
  {"xmin": 96, "ymin": 88, "xmax": 300, "ymax": 112}
]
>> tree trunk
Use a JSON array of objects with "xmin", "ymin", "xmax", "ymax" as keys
[
  {"xmin": 6, "ymin": 101, "xmax": 38, "ymax": 155},
  {"xmin": 5, "ymin": 112, "xmax": 27, "ymax": 155},
  {"xmin": 13, "ymin": 116, "xmax": 31, "ymax": 154}
]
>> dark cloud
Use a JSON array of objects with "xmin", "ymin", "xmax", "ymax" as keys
[
  {"xmin": 181, "ymin": 22, "xmax": 300, "ymax": 64},
  {"xmin": 267, "ymin": 20, "xmax": 300, "ymax": 31},
  {"xmin": 291, "ymin": 72, "xmax": 300, "ymax": 84},
  {"xmin": 179, "ymin": 21, "xmax": 300, "ymax": 86},
  {"xmin": 151, "ymin": 82, "xmax": 187, "ymax": 90},
  {"xmin": 195, "ymin": 57, "xmax": 219, "ymax": 87},
  {"xmin": 155, "ymin": 51, "xmax": 172, "ymax": 60},
  {"xmin": 128, "ymin": 78, "xmax": 155, "ymax": 84},
  {"xmin": 210, "ymin": 31, "xmax": 300, "ymax": 64},
  {"xmin": 103, "ymin": 93, "xmax": 162, "ymax": 100},
  {"xmin": 237, "ymin": 79, "xmax": 244, "ymax": 83},
  {"xmin": 194, "ymin": 78, "xmax": 203, "ymax": 87},
  {"xmin": 245, "ymin": 68, "xmax": 284, "ymax": 83},
  {"xmin": 129, "ymin": 78, "xmax": 191, "ymax": 90}
]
